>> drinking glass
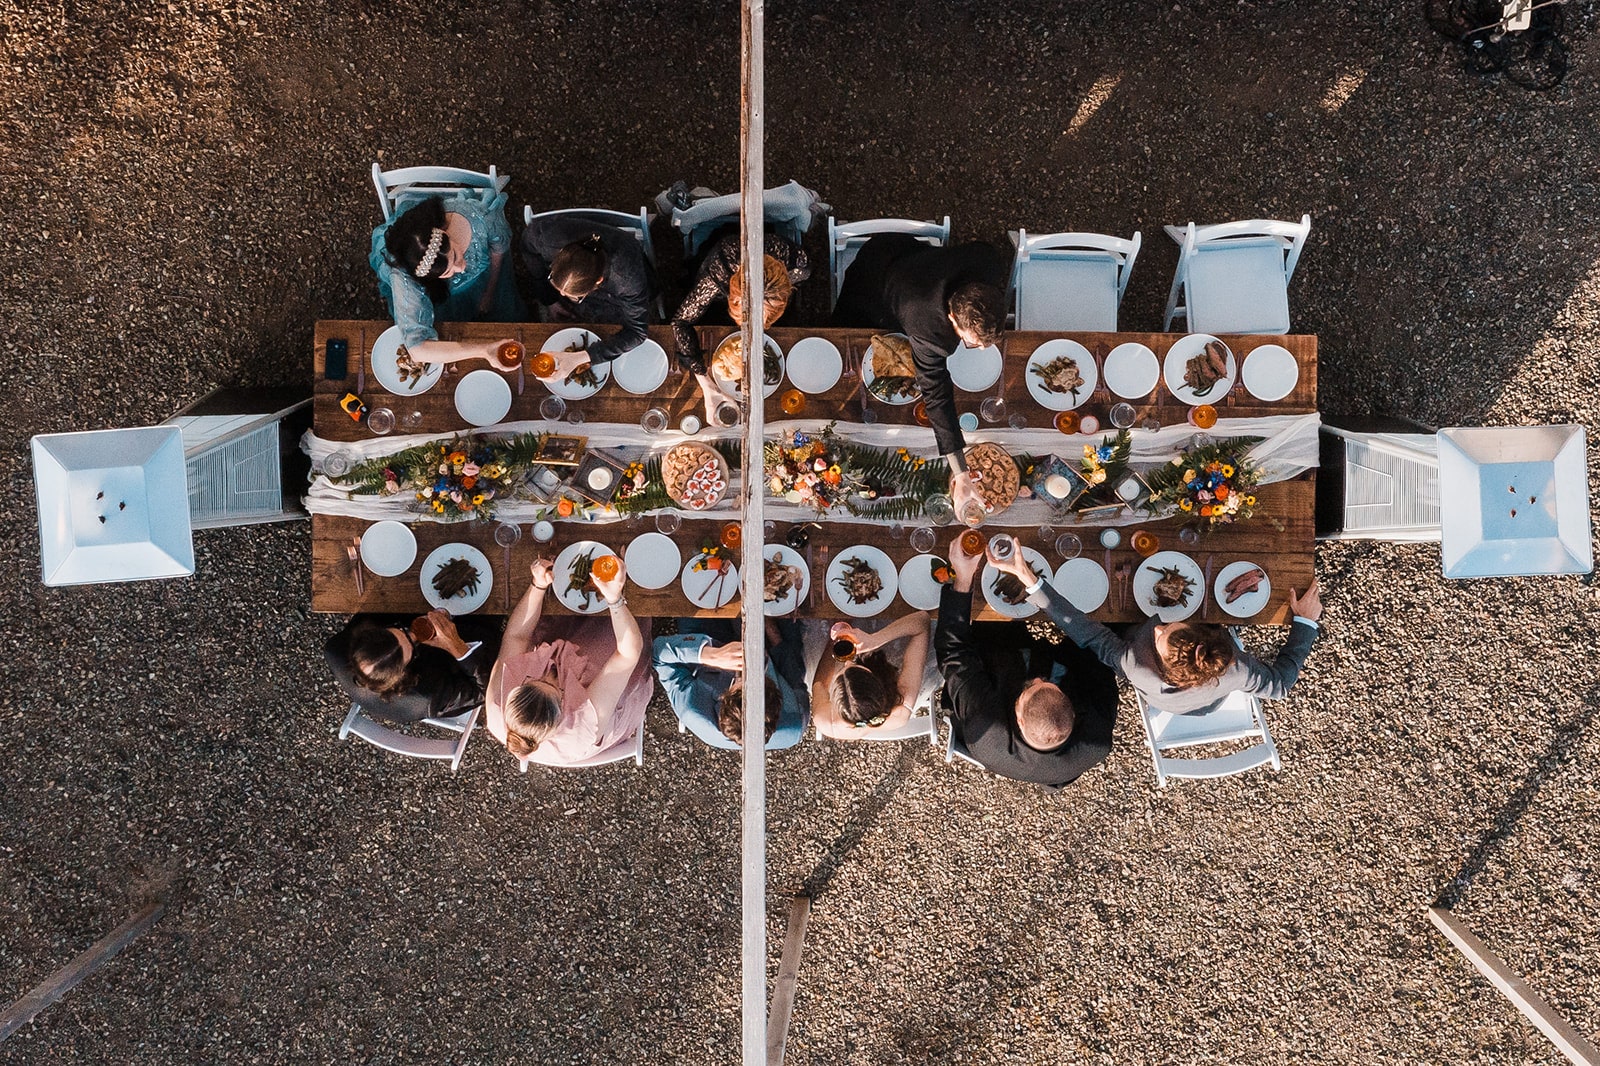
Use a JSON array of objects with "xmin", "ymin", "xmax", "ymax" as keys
[
  {"xmin": 909, "ymin": 526, "xmax": 937, "ymax": 553},
  {"xmin": 960, "ymin": 499, "xmax": 987, "ymax": 527},
  {"xmin": 401, "ymin": 409, "xmax": 425, "ymax": 430},
  {"xmin": 987, "ymin": 534, "xmax": 1014, "ymax": 560},
  {"xmin": 1055, "ymin": 532, "xmax": 1083, "ymax": 560},
  {"xmin": 1140, "ymin": 416, "xmax": 1162, "ymax": 432},
  {"xmin": 1189, "ymin": 432, "xmax": 1214, "ymax": 449},
  {"xmin": 367, "ymin": 407, "xmax": 395, "ymax": 435},
  {"xmin": 831, "ymin": 636, "xmax": 859, "ymax": 662},
  {"xmin": 1054, "ymin": 410, "xmax": 1081, "ymax": 434},
  {"xmin": 713, "ymin": 401, "xmax": 741, "ymax": 428},
  {"xmin": 565, "ymin": 407, "xmax": 587, "ymax": 426},
  {"xmin": 539, "ymin": 395, "xmax": 567, "ymax": 421},
  {"xmin": 1131, "ymin": 529, "xmax": 1160, "ymax": 557},
  {"xmin": 779, "ymin": 389, "xmax": 805, "ymax": 415},
  {"xmin": 640, "ymin": 407, "xmax": 669, "ymax": 434},
  {"xmin": 924, "ymin": 494, "xmax": 955, "ymax": 526},
  {"xmin": 1038, "ymin": 523, "xmax": 1056, "ymax": 543},
  {"xmin": 887, "ymin": 523, "xmax": 905, "ymax": 540},
  {"xmin": 1109, "ymin": 402, "xmax": 1137, "ymax": 429},
  {"xmin": 979, "ymin": 396, "xmax": 1007, "ymax": 424},
  {"xmin": 493, "ymin": 521, "xmax": 522, "ymax": 548},
  {"xmin": 1007, "ymin": 412, "xmax": 1028, "ymax": 429},
  {"xmin": 1178, "ymin": 523, "xmax": 1202, "ymax": 547},
  {"xmin": 321, "ymin": 451, "xmax": 353, "ymax": 478},
  {"xmin": 655, "ymin": 512, "xmax": 682, "ymax": 535}
]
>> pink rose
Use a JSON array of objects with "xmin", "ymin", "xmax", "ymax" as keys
[{"xmin": 462, "ymin": 462, "xmax": 480, "ymax": 476}]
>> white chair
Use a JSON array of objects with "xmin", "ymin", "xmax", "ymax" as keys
[
  {"xmin": 370, "ymin": 162, "xmax": 508, "ymax": 222},
  {"xmin": 827, "ymin": 215, "xmax": 951, "ymax": 307},
  {"xmin": 523, "ymin": 205, "xmax": 658, "ymax": 269},
  {"xmin": 1135, "ymin": 687, "xmax": 1281, "ymax": 788},
  {"xmin": 338, "ymin": 703, "xmax": 480, "ymax": 773},
  {"xmin": 816, "ymin": 707, "xmax": 939, "ymax": 747},
  {"xmin": 938, "ymin": 696, "xmax": 987, "ymax": 770},
  {"xmin": 1316, "ymin": 420, "xmax": 1442, "ymax": 542},
  {"xmin": 519, "ymin": 726, "xmax": 644, "ymax": 771},
  {"xmin": 1007, "ymin": 228, "xmax": 1141, "ymax": 331},
  {"xmin": 1162, "ymin": 215, "xmax": 1311, "ymax": 334}
]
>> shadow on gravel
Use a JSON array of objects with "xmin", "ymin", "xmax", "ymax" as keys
[{"xmin": 798, "ymin": 747, "xmax": 918, "ymax": 899}]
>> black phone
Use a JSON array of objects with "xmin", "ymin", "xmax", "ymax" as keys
[{"xmin": 324, "ymin": 338, "xmax": 349, "ymax": 380}]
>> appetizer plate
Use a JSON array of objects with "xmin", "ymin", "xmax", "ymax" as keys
[
  {"xmin": 785, "ymin": 336, "xmax": 844, "ymax": 393},
  {"xmin": 1051, "ymin": 556, "xmax": 1110, "ymax": 613},
  {"xmin": 1025, "ymin": 339, "xmax": 1099, "ymax": 412},
  {"xmin": 898, "ymin": 553, "xmax": 952, "ymax": 611},
  {"xmin": 553, "ymin": 539, "xmax": 617, "ymax": 615},
  {"xmin": 1132, "ymin": 549, "xmax": 1205, "ymax": 622},
  {"xmin": 762, "ymin": 544, "xmax": 809, "ymax": 617},
  {"xmin": 454, "ymin": 370, "xmax": 513, "ymax": 427},
  {"xmin": 541, "ymin": 328, "xmax": 613, "ymax": 400},
  {"xmin": 370, "ymin": 325, "xmax": 443, "ymax": 395},
  {"xmin": 1241, "ymin": 343, "xmax": 1299, "ymax": 402},
  {"xmin": 1162, "ymin": 334, "xmax": 1237, "ymax": 406},
  {"xmin": 359, "ymin": 519, "xmax": 418, "ymax": 577},
  {"xmin": 1214, "ymin": 559, "xmax": 1272, "ymax": 618},
  {"xmin": 623, "ymin": 531, "xmax": 681, "ymax": 590},
  {"xmin": 980, "ymin": 546, "xmax": 1051, "ymax": 619},
  {"xmin": 712, "ymin": 333, "xmax": 784, "ymax": 400},
  {"xmin": 420, "ymin": 543, "xmax": 492, "ymax": 615},
  {"xmin": 862, "ymin": 334, "xmax": 920, "ymax": 405},
  {"xmin": 612, "ymin": 338, "xmax": 670, "ymax": 395},
  {"xmin": 947, "ymin": 341, "xmax": 1003, "ymax": 392},
  {"xmin": 826, "ymin": 544, "xmax": 899, "ymax": 617},
  {"xmin": 1102, "ymin": 341, "xmax": 1160, "ymax": 399},
  {"xmin": 681, "ymin": 553, "xmax": 740, "ymax": 609}
]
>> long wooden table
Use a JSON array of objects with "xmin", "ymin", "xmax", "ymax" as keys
[{"xmin": 310, "ymin": 321, "xmax": 1317, "ymax": 623}]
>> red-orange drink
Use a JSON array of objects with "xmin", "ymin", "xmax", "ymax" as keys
[
  {"xmin": 591, "ymin": 554, "xmax": 620, "ymax": 582},
  {"xmin": 496, "ymin": 341, "xmax": 525, "ymax": 370},
  {"xmin": 959, "ymin": 529, "xmax": 984, "ymax": 557},
  {"xmin": 1189, "ymin": 404, "xmax": 1218, "ymax": 429},
  {"xmin": 1054, "ymin": 410, "xmax": 1081, "ymax": 434},
  {"xmin": 779, "ymin": 389, "xmax": 805, "ymax": 415},
  {"xmin": 913, "ymin": 400, "xmax": 931, "ymax": 426},
  {"xmin": 531, "ymin": 352, "xmax": 558, "ymax": 377},
  {"xmin": 720, "ymin": 522, "xmax": 743, "ymax": 550},
  {"xmin": 1131, "ymin": 530, "xmax": 1160, "ymax": 557},
  {"xmin": 410, "ymin": 615, "xmax": 436, "ymax": 642}
]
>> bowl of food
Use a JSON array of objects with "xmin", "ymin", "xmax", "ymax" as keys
[
  {"xmin": 962, "ymin": 441, "xmax": 1021, "ymax": 516},
  {"xmin": 711, "ymin": 333, "xmax": 785, "ymax": 399},
  {"xmin": 662, "ymin": 442, "xmax": 730, "ymax": 511}
]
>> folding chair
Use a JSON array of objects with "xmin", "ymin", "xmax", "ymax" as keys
[
  {"xmin": 1162, "ymin": 215, "xmax": 1311, "ymax": 334},
  {"xmin": 1315, "ymin": 415, "xmax": 1441, "ymax": 542},
  {"xmin": 815, "ymin": 706, "xmax": 939, "ymax": 747},
  {"xmin": 827, "ymin": 215, "xmax": 951, "ymax": 308},
  {"xmin": 370, "ymin": 162, "xmax": 508, "ymax": 222},
  {"xmin": 1007, "ymin": 229, "xmax": 1141, "ymax": 331},
  {"xmin": 519, "ymin": 726, "xmax": 645, "ymax": 771},
  {"xmin": 338, "ymin": 702, "xmax": 480, "ymax": 773},
  {"xmin": 938, "ymin": 692, "xmax": 987, "ymax": 770},
  {"xmin": 523, "ymin": 205, "xmax": 659, "ymax": 269},
  {"xmin": 668, "ymin": 180, "xmax": 829, "ymax": 257},
  {"xmin": 1135, "ymin": 687, "xmax": 1281, "ymax": 788}
]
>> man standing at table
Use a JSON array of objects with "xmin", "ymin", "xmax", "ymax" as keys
[
  {"xmin": 832, "ymin": 235, "xmax": 1009, "ymax": 524},
  {"xmin": 651, "ymin": 618, "xmax": 809, "ymax": 750}
]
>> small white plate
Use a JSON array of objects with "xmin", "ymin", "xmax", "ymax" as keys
[
  {"xmin": 826, "ymin": 545, "xmax": 899, "ymax": 617},
  {"xmin": 624, "ymin": 532, "xmax": 681, "ymax": 590},
  {"xmin": 682, "ymin": 553, "xmax": 740, "ymax": 609},
  {"xmin": 369, "ymin": 325, "xmax": 443, "ymax": 395},
  {"xmin": 1103, "ymin": 342, "xmax": 1160, "ymax": 399},
  {"xmin": 420, "ymin": 543, "xmax": 493, "ymax": 615},
  {"xmin": 762, "ymin": 544, "xmax": 809, "ymax": 616},
  {"xmin": 947, "ymin": 342, "xmax": 1002, "ymax": 392},
  {"xmin": 359, "ymin": 520, "xmax": 417, "ymax": 577},
  {"xmin": 454, "ymin": 370, "xmax": 513, "ymax": 427},
  {"xmin": 1132, "ymin": 550, "xmax": 1204, "ymax": 621},
  {"xmin": 1241, "ymin": 343, "xmax": 1299, "ymax": 402},
  {"xmin": 612, "ymin": 338, "xmax": 670, "ymax": 395},
  {"xmin": 1214, "ymin": 559, "xmax": 1272, "ymax": 618},
  {"xmin": 785, "ymin": 336, "xmax": 844, "ymax": 394},
  {"xmin": 1052, "ymin": 557, "xmax": 1109, "ymax": 613},
  {"xmin": 862, "ymin": 336, "xmax": 920, "ymax": 406},
  {"xmin": 1025, "ymin": 339, "xmax": 1098, "ymax": 412},
  {"xmin": 1163, "ymin": 334, "xmax": 1237, "ymax": 406},
  {"xmin": 897, "ymin": 554, "xmax": 951, "ymax": 611},
  {"xmin": 712, "ymin": 334, "xmax": 784, "ymax": 399},
  {"xmin": 540, "ymin": 328, "xmax": 613, "ymax": 400},
  {"xmin": 553, "ymin": 539, "xmax": 617, "ymax": 615},
  {"xmin": 980, "ymin": 547, "xmax": 1051, "ymax": 619}
]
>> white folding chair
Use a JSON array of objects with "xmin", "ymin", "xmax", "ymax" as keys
[
  {"xmin": 370, "ymin": 162, "xmax": 508, "ymax": 222},
  {"xmin": 338, "ymin": 702, "xmax": 480, "ymax": 773},
  {"xmin": 1135, "ymin": 688, "xmax": 1281, "ymax": 788},
  {"xmin": 827, "ymin": 215, "xmax": 952, "ymax": 308},
  {"xmin": 1007, "ymin": 229, "xmax": 1141, "ymax": 331},
  {"xmin": 816, "ymin": 707, "xmax": 939, "ymax": 747},
  {"xmin": 1316, "ymin": 420, "xmax": 1442, "ymax": 542},
  {"xmin": 519, "ymin": 726, "xmax": 644, "ymax": 771},
  {"xmin": 938, "ymin": 696, "xmax": 987, "ymax": 770},
  {"xmin": 1162, "ymin": 215, "xmax": 1311, "ymax": 334},
  {"xmin": 523, "ymin": 205, "xmax": 658, "ymax": 269}
]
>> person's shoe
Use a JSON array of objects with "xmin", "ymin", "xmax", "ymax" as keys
[{"xmin": 666, "ymin": 180, "xmax": 693, "ymax": 211}]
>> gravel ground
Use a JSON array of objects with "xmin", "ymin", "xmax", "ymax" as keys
[{"xmin": 2, "ymin": 1, "xmax": 1598, "ymax": 1063}]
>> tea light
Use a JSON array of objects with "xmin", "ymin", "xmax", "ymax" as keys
[
  {"xmin": 532, "ymin": 520, "xmax": 555, "ymax": 542},
  {"xmin": 1116, "ymin": 477, "xmax": 1143, "ymax": 502},
  {"xmin": 587, "ymin": 467, "xmax": 613, "ymax": 491},
  {"xmin": 1099, "ymin": 528, "xmax": 1121, "ymax": 549},
  {"xmin": 1045, "ymin": 474, "xmax": 1071, "ymax": 499},
  {"xmin": 1079, "ymin": 415, "xmax": 1101, "ymax": 435}
]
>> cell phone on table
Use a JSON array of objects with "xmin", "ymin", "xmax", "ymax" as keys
[{"xmin": 324, "ymin": 338, "xmax": 349, "ymax": 380}]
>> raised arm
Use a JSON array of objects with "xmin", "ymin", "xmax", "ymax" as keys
[
  {"xmin": 988, "ymin": 535, "xmax": 1131, "ymax": 674},
  {"xmin": 581, "ymin": 563, "xmax": 644, "ymax": 736}
]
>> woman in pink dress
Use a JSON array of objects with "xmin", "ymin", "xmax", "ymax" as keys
[{"xmin": 486, "ymin": 555, "xmax": 652, "ymax": 767}]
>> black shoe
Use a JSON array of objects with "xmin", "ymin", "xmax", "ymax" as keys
[{"xmin": 666, "ymin": 180, "xmax": 693, "ymax": 211}]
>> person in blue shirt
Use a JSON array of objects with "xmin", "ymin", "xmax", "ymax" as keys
[{"xmin": 651, "ymin": 618, "xmax": 809, "ymax": 750}]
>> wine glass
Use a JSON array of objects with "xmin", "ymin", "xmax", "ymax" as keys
[
  {"xmin": 655, "ymin": 511, "xmax": 682, "ymax": 535},
  {"xmin": 1007, "ymin": 412, "xmax": 1028, "ymax": 430},
  {"xmin": 493, "ymin": 522, "xmax": 523, "ymax": 548},
  {"xmin": 924, "ymin": 494, "xmax": 955, "ymax": 526},
  {"xmin": 321, "ymin": 451, "xmax": 353, "ymax": 478},
  {"xmin": 401, "ymin": 409, "xmax": 424, "ymax": 430},
  {"xmin": 1109, "ymin": 402, "xmax": 1137, "ymax": 429},
  {"xmin": 1178, "ymin": 523, "xmax": 1202, "ymax": 547},
  {"xmin": 979, "ymin": 396, "xmax": 1006, "ymax": 424},
  {"xmin": 565, "ymin": 407, "xmax": 587, "ymax": 426}
]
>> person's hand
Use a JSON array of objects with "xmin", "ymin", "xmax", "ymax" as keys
[
  {"xmin": 530, "ymin": 558, "xmax": 555, "ymax": 590},
  {"xmin": 988, "ymin": 536, "xmax": 1038, "ymax": 586},
  {"xmin": 699, "ymin": 641, "xmax": 744, "ymax": 672},
  {"xmin": 535, "ymin": 350, "xmax": 590, "ymax": 381},
  {"xmin": 418, "ymin": 609, "xmax": 466, "ymax": 656},
  {"xmin": 949, "ymin": 534, "xmax": 983, "ymax": 593},
  {"xmin": 594, "ymin": 560, "xmax": 628, "ymax": 605},
  {"xmin": 697, "ymin": 374, "xmax": 735, "ymax": 421},
  {"xmin": 950, "ymin": 470, "xmax": 986, "ymax": 526},
  {"xmin": 1289, "ymin": 577, "xmax": 1322, "ymax": 623},
  {"xmin": 830, "ymin": 621, "xmax": 871, "ymax": 651}
]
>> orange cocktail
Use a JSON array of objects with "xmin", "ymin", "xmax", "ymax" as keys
[
  {"xmin": 591, "ymin": 554, "xmax": 620, "ymax": 582},
  {"xmin": 1189, "ymin": 404, "xmax": 1218, "ymax": 429}
]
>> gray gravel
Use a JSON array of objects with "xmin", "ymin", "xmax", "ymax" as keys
[{"xmin": 2, "ymin": 1, "xmax": 1599, "ymax": 1063}]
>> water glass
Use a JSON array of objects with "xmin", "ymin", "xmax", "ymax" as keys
[
  {"xmin": 987, "ymin": 534, "xmax": 1014, "ymax": 560},
  {"xmin": 321, "ymin": 450, "xmax": 353, "ymax": 478},
  {"xmin": 565, "ymin": 407, "xmax": 587, "ymax": 426},
  {"xmin": 1178, "ymin": 523, "xmax": 1202, "ymax": 547},
  {"xmin": 887, "ymin": 523, "xmax": 905, "ymax": 540},
  {"xmin": 960, "ymin": 499, "xmax": 987, "ymax": 527},
  {"xmin": 1109, "ymin": 402, "xmax": 1137, "ymax": 429},
  {"xmin": 924, "ymin": 494, "xmax": 955, "ymax": 526},
  {"xmin": 493, "ymin": 522, "xmax": 522, "ymax": 548},
  {"xmin": 1054, "ymin": 532, "xmax": 1083, "ymax": 559},
  {"xmin": 1189, "ymin": 432, "xmax": 1214, "ymax": 449},
  {"xmin": 979, "ymin": 396, "xmax": 1007, "ymax": 424},
  {"xmin": 401, "ymin": 409, "xmax": 424, "ymax": 430},
  {"xmin": 655, "ymin": 511, "xmax": 683, "ymax": 535},
  {"xmin": 539, "ymin": 395, "xmax": 567, "ymax": 421},
  {"xmin": 640, "ymin": 407, "xmax": 669, "ymax": 434},
  {"xmin": 1007, "ymin": 412, "xmax": 1028, "ymax": 430},
  {"xmin": 367, "ymin": 407, "xmax": 395, "ymax": 435},
  {"xmin": 909, "ymin": 526, "xmax": 937, "ymax": 553},
  {"xmin": 713, "ymin": 401, "xmax": 741, "ymax": 428},
  {"xmin": 1140, "ymin": 416, "xmax": 1162, "ymax": 432}
]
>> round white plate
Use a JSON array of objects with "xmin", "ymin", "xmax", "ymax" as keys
[
  {"xmin": 1102, "ymin": 342, "xmax": 1160, "ymax": 399},
  {"xmin": 826, "ymin": 545, "xmax": 899, "ymax": 617},
  {"xmin": 897, "ymin": 554, "xmax": 951, "ymax": 611},
  {"xmin": 454, "ymin": 370, "xmax": 513, "ymax": 427},
  {"xmin": 1163, "ymin": 334, "xmax": 1237, "ymax": 406},
  {"xmin": 359, "ymin": 520, "xmax": 417, "ymax": 577},
  {"xmin": 1051, "ymin": 557, "xmax": 1109, "ymax": 613},
  {"xmin": 624, "ymin": 531, "xmax": 681, "ymax": 590},
  {"xmin": 681, "ymin": 553, "xmax": 740, "ymax": 609},
  {"xmin": 711, "ymin": 334, "xmax": 784, "ymax": 400},
  {"xmin": 1241, "ymin": 343, "xmax": 1299, "ymax": 402},
  {"xmin": 612, "ymin": 338, "xmax": 670, "ymax": 394},
  {"xmin": 540, "ymin": 328, "xmax": 613, "ymax": 400},
  {"xmin": 785, "ymin": 336, "xmax": 843, "ymax": 394},
  {"xmin": 762, "ymin": 544, "xmax": 809, "ymax": 617},
  {"xmin": 1132, "ymin": 550, "xmax": 1204, "ymax": 621},
  {"xmin": 1024, "ymin": 339, "xmax": 1098, "ymax": 411},
  {"xmin": 980, "ymin": 547, "xmax": 1051, "ymax": 619},
  {"xmin": 947, "ymin": 342, "xmax": 1002, "ymax": 392},
  {"xmin": 419, "ymin": 543, "xmax": 493, "ymax": 615},
  {"xmin": 862, "ymin": 335, "xmax": 920, "ymax": 405},
  {"xmin": 552, "ymin": 539, "xmax": 618, "ymax": 615},
  {"xmin": 1214, "ymin": 559, "xmax": 1272, "ymax": 618},
  {"xmin": 370, "ymin": 325, "xmax": 443, "ymax": 395}
]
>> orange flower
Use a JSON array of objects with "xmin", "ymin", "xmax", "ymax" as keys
[
  {"xmin": 556, "ymin": 498, "xmax": 574, "ymax": 517},
  {"xmin": 1214, "ymin": 484, "xmax": 1229, "ymax": 500},
  {"xmin": 461, "ymin": 475, "xmax": 477, "ymax": 489},
  {"xmin": 1200, "ymin": 505, "xmax": 1214, "ymax": 517}
]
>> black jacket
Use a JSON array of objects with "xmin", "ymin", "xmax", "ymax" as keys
[
  {"xmin": 519, "ymin": 217, "xmax": 655, "ymax": 364},
  {"xmin": 325, "ymin": 615, "xmax": 502, "ymax": 724}
]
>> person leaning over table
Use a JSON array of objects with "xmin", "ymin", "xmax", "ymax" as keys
[
  {"xmin": 325, "ymin": 611, "xmax": 501, "ymax": 725},
  {"xmin": 830, "ymin": 236, "xmax": 1009, "ymax": 525},
  {"xmin": 934, "ymin": 537, "xmax": 1119, "ymax": 789},
  {"xmin": 985, "ymin": 534, "xmax": 1323, "ymax": 716},
  {"xmin": 809, "ymin": 610, "xmax": 934, "ymax": 739},
  {"xmin": 651, "ymin": 618, "xmax": 809, "ymax": 750},
  {"xmin": 485, "ymin": 557, "xmax": 653, "ymax": 767},
  {"xmin": 519, "ymin": 217, "xmax": 655, "ymax": 382}
]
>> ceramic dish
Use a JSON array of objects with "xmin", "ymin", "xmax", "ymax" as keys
[
  {"xmin": 540, "ymin": 328, "xmax": 612, "ymax": 400},
  {"xmin": 419, "ymin": 543, "xmax": 493, "ymax": 615},
  {"xmin": 682, "ymin": 552, "xmax": 740, "ymax": 609},
  {"xmin": 369, "ymin": 325, "xmax": 443, "ymax": 395},
  {"xmin": 1024, "ymin": 338, "xmax": 1098, "ymax": 411},
  {"xmin": 1132, "ymin": 549, "xmax": 1205, "ymax": 621},
  {"xmin": 947, "ymin": 341, "xmax": 1003, "ymax": 392},
  {"xmin": 552, "ymin": 539, "xmax": 618, "ymax": 615},
  {"xmin": 1241, "ymin": 343, "xmax": 1299, "ymax": 402},
  {"xmin": 980, "ymin": 546, "xmax": 1051, "ymax": 619},
  {"xmin": 358, "ymin": 520, "xmax": 417, "ymax": 577},
  {"xmin": 897, "ymin": 553, "xmax": 953, "ymax": 611},
  {"xmin": 1162, "ymin": 334, "xmax": 1237, "ymax": 406},
  {"xmin": 612, "ymin": 338, "xmax": 671, "ymax": 394},
  {"xmin": 454, "ymin": 370, "xmax": 513, "ymax": 427},
  {"xmin": 1102, "ymin": 341, "xmax": 1160, "ymax": 399},
  {"xmin": 825, "ymin": 545, "xmax": 899, "ymax": 617},
  {"xmin": 761, "ymin": 544, "xmax": 810, "ymax": 616},
  {"xmin": 784, "ymin": 336, "xmax": 844, "ymax": 393},
  {"xmin": 1213, "ymin": 559, "xmax": 1272, "ymax": 618},
  {"xmin": 1051, "ymin": 556, "xmax": 1110, "ymax": 613},
  {"xmin": 623, "ymin": 531, "xmax": 682, "ymax": 590}
]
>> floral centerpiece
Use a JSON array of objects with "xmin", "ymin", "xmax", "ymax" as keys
[
  {"xmin": 764, "ymin": 424, "xmax": 868, "ymax": 514},
  {"xmin": 344, "ymin": 433, "xmax": 545, "ymax": 522},
  {"xmin": 1075, "ymin": 429, "xmax": 1132, "ymax": 507},
  {"xmin": 1144, "ymin": 437, "xmax": 1263, "ymax": 528}
]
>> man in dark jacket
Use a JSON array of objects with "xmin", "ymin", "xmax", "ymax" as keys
[
  {"xmin": 326, "ymin": 611, "xmax": 501, "ymax": 725},
  {"xmin": 520, "ymin": 216, "xmax": 655, "ymax": 370}
]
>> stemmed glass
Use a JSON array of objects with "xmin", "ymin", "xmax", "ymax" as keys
[
  {"xmin": 321, "ymin": 451, "xmax": 353, "ymax": 478},
  {"xmin": 923, "ymin": 494, "xmax": 955, "ymax": 526},
  {"xmin": 401, "ymin": 409, "xmax": 425, "ymax": 430}
]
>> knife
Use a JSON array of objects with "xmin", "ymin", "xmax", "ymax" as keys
[
  {"xmin": 1201, "ymin": 553, "xmax": 1216, "ymax": 620},
  {"xmin": 356, "ymin": 328, "xmax": 366, "ymax": 395},
  {"xmin": 347, "ymin": 542, "xmax": 365, "ymax": 599},
  {"xmin": 516, "ymin": 327, "xmax": 526, "ymax": 396}
]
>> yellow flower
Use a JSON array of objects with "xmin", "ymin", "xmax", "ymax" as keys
[
  {"xmin": 1245, "ymin": 494, "xmax": 1257, "ymax": 506},
  {"xmin": 1221, "ymin": 464, "xmax": 1235, "ymax": 477},
  {"xmin": 1087, "ymin": 470, "xmax": 1107, "ymax": 486},
  {"xmin": 1179, "ymin": 498, "xmax": 1193, "ymax": 511},
  {"xmin": 1183, "ymin": 469, "xmax": 1196, "ymax": 482},
  {"xmin": 472, "ymin": 494, "xmax": 486, "ymax": 505}
]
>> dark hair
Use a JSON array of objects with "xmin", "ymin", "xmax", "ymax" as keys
[
  {"xmin": 717, "ymin": 677, "xmax": 782, "ymax": 746},
  {"xmin": 348, "ymin": 622, "xmax": 412, "ymax": 697},
  {"xmin": 1158, "ymin": 621, "xmax": 1236, "ymax": 689},
  {"xmin": 947, "ymin": 281, "xmax": 1004, "ymax": 345},
  {"xmin": 1015, "ymin": 683, "xmax": 1075, "ymax": 751},
  {"xmin": 383, "ymin": 198, "xmax": 451, "ymax": 305},
  {"xmin": 505, "ymin": 682, "xmax": 563, "ymax": 758},
  {"xmin": 549, "ymin": 235, "xmax": 608, "ymax": 300},
  {"xmin": 829, "ymin": 652, "xmax": 901, "ymax": 726}
]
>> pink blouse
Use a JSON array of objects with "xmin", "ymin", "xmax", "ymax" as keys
[{"xmin": 497, "ymin": 617, "xmax": 652, "ymax": 766}]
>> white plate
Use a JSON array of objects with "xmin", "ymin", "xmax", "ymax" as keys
[
  {"xmin": 1051, "ymin": 557, "xmax": 1109, "ymax": 613},
  {"xmin": 359, "ymin": 520, "xmax": 417, "ymax": 577},
  {"xmin": 1132, "ymin": 550, "xmax": 1204, "ymax": 621},
  {"xmin": 1241, "ymin": 343, "xmax": 1299, "ymax": 402},
  {"xmin": 419, "ymin": 543, "xmax": 493, "ymax": 615},
  {"xmin": 897, "ymin": 554, "xmax": 951, "ymax": 611},
  {"xmin": 553, "ymin": 539, "xmax": 618, "ymax": 615},
  {"xmin": 826, "ymin": 545, "xmax": 899, "ymax": 617},
  {"xmin": 762, "ymin": 544, "xmax": 810, "ymax": 617},
  {"xmin": 1102, "ymin": 342, "xmax": 1160, "ymax": 399},
  {"xmin": 862, "ymin": 335, "xmax": 920, "ymax": 406},
  {"xmin": 624, "ymin": 531, "xmax": 681, "ymax": 590},
  {"xmin": 1163, "ymin": 334, "xmax": 1237, "ymax": 406},
  {"xmin": 785, "ymin": 336, "xmax": 843, "ymax": 394},
  {"xmin": 369, "ymin": 325, "xmax": 444, "ymax": 396},
  {"xmin": 612, "ymin": 338, "xmax": 670, "ymax": 395},
  {"xmin": 1214, "ymin": 559, "xmax": 1272, "ymax": 618},
  {"xmin": 540, "ymin": 328, "xmax": 613, "ymax": 400},
  {"xmin": 980, "ymin": 547, "xmax": 1051, "ymax": 619},
  {"xmin": 454, "ymin": 370, "xmax": 513, "ymax": 427},
  {"xmin": 711, "ymin": 334, "xmax": 784, "ymax": 400},
  {"xmin": 947, "ymin": 342, "xmax": 1002, "ymax": 392},
  {"xmin": 1024, "ymin": 339, "xmax": 1098, "ymax": 411},
  {"xmin": 681, "ymin": 553, "xmax": 740, "ymax": 609}
]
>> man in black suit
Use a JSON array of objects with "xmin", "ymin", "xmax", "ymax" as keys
[
  {"xmin": 325, "ymin": 611, "xmax": 501, "ymax": 725},
  {"xmin": 832, "ymin": 235, "xmax": 1009, "ymax": 522},
  {"xmin": 933, "ymin": 536, "xmax": 1119, "ymax": 789}
]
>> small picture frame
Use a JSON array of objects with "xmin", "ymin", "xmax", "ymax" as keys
[
  {"xmin": 1075, "ymin": 501, "xmax": 1125, "ymax": 522},
  {"xmin": 535, "ymin": 434, "xmax": 587, "ymax": 467}
]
